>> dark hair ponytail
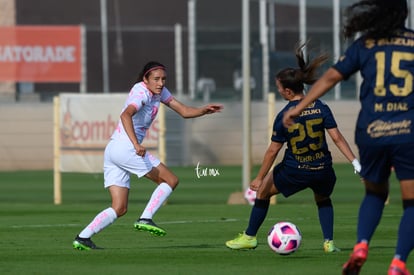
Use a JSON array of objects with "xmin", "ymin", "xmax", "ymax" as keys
[{"xmin": 276, "ymin": 42, "xmax": 328, "ymax": 94}]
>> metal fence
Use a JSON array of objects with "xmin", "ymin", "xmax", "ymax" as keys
[{"xmin": 5, "ymin": 0, "xmax": 414, "ymax": 102}]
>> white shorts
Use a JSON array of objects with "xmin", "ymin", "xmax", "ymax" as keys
[{"xmin": 103, "ymin": 139, "xmax": 161, "ymax": 189}]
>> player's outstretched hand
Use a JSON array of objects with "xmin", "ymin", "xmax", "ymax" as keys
[{"xmin": 204, "ymin": 104, "xmax": 223, "ymax": 114}]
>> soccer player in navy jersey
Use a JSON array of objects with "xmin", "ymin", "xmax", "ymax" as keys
[
  {"xmin": 283, "ymin": 1, "xmax": 414, "ymax": 274},
  {"xmin": 226, "ymin": 42, "xmax": 361, "ymax": 253}
]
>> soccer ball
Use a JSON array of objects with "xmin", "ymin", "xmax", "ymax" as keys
[
  {"xmin": 267, "ymin": 221, "xmax": 302, "ymax": 255},
  {"xmin": 244, "ymin": 188, "xmax": 256, "ymax": 205}
]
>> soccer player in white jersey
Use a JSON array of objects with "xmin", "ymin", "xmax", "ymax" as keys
[{"xmin": 73, "ymin": 61, "xmax": 223, "ymax": 250}]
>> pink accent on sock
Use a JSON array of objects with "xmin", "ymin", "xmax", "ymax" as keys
[
  {"xmin": 88, "ymin": 211, "xmax": 109, "ymax": 232},
  {"xmin": 147, "ymin": 189, "xmax": 165, "ymax": 215}
]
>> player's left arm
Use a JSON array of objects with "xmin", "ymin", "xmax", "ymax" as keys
[
  {"xmin": 166, "ymin": 98, "xmax": 223, "ymax": 118},
  {"xmin": 326, "ymin": 127, "xmax": 359, "ymax": 166}
]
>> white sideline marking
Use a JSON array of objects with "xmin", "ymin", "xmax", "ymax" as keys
[
  {"xmin": 8, "ymin": 219, "xmax": 241, "ymax": 229},
  {"xmin": 11, "ymin": 213, "xmax": 389, "ymax": 229},
  {"xmin": 10, "ymin": 223, "xmax": 81, "ymax": 229},
  {"xmin": 7, "ymin": 217, "xmax": 308, "ymax": 229},
  {"xmin": 161, "ymin": 218, "xmax": 239, "ymax": 225}
]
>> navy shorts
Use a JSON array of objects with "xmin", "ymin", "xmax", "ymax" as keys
[
  {"xmin": 272, "ymin": 163, "xmax": 337, "ymax": 198},
  {"xmin": 358, "ymin": 143, "xmax": 414, "ymax": 184}
]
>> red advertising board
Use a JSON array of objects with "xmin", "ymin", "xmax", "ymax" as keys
[{"xmin": 0, "ymin": 26, "xmax": 82, "ymax": 82}]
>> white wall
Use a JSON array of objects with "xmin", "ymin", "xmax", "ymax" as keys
[
  {"xmin": 0, "ymin": 103, "xmax": 53, "ymax": 170},
  {"xmin": 0, "ymin": 100, "xmax": 359, "ymax": 171}
]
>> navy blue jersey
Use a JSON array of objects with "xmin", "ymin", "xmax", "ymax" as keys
[
  {"xmin": 333, "ymin": 28, "xmax": 414, "ymax": 145},
  {"xmin": 272, "ymin": 99, "xmax": 337, "ymax": 171}
]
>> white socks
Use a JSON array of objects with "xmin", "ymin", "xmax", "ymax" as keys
[
  {"xmin": 79, "ymin": 207, "xmax": 117, "ymax": 238},
  {"xmin": 140, "ymin": 182, "xmax": 173, "ymax": 220},
  {"xmin": 77, "ymin": 183, "xmax": 173, "ymax": 238}
]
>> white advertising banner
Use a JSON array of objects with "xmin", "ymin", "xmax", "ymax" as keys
[{"xmin": 58, "ymin": 93, "xmax": 160, "ymax": 173}]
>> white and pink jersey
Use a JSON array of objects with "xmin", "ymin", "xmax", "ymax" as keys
[{"xmin": 111, "ymin": 82, "xmax": 173, "ymax": 143}]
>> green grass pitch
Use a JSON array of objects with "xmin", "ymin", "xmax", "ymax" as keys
[{"xmin": 0, "ymin": 164, "xmax": 410, "ymax": 275}]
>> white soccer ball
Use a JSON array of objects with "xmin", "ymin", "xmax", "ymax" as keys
[
  {"xmin": 267, "ymin": 221, "xmax": 302, "ymax": 255},
  {"xmin": 244, "ymin": 188, "xmax": 256, "ymax": 205}
]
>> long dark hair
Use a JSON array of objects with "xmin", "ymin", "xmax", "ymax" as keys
[
  {"xmin": 276, "ymin": 42, "xmax": 328, "ymax": 94},
  {"xmin": 136, "ymin": 61, "xmax": 166, "ymax": 82},
  {"xmin": 344, "ymin": 0, "xmax": 408, "ymax": 39}
]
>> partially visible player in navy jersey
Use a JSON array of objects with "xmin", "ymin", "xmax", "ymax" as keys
[
  {"xmin": 283, "ymin": 1, "xmax": 414, "ymax": 274},
  {"xmin": 225, "ymin": 42, "xmax": 361, "ymax": 253}
]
